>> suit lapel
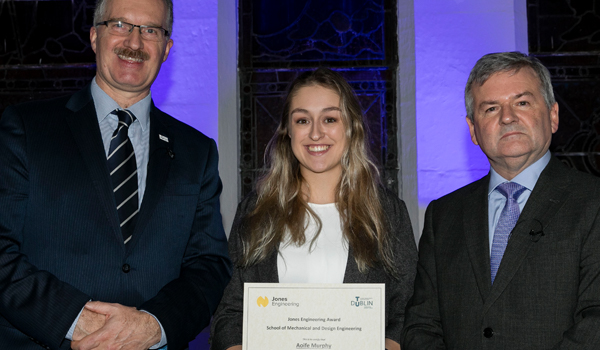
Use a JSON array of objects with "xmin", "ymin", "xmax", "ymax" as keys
[
  {"xmin": 125, "ymin": 105, "xmax": 173, "ymax": 252},
  {"xmin": 462, "ymin": 177, "xmax": 492, "ymax": 301},
  {"xmin": 343, "ymin": 247, "xmax": 368, "ymax": 283},
  {"xmin": 65, "ymin": 87, "xmax": 123, "ymax": 245},
  {"xmin": 483, "ymin": 157, "xmax": 571, "ymax": 312},
  {"xmin": 259, "ymin": 251, "xmax": 280, "ymax": 283}
]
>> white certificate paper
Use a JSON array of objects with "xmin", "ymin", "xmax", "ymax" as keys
[{"xmin": 243, "ymin": 283, "xmax": 385, "ymax": 350}]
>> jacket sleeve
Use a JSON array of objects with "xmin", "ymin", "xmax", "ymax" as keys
[
  {"xmin": 139, "ymin": 139, "xmax": 233, "ymax": 350},
  {"xmin": 380, "ymin": 189, "xmax": 418, "ymax": 343},
  {"xmin": 209, "ymin": 194, "xmax": 256, "ymax": 350},
  {"xmin": 0, "ymin": 107, "xmax": 91, "ymax": 350},
  {"xmin": 401, "ymin": 200, "xmax": 447, "ymax": 349},
  {"xmin": 551, "ymin": 194, "xmax": 600, "ymax": 349}
]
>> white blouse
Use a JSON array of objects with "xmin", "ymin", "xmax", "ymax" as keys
[{"xmin": 277, "ymin": 203, "xmax": 349, "ymax": 283}]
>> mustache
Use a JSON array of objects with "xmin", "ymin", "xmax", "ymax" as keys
[{"xmin": 113, "ymin": 47, "xmax": 150, "ymax": 61}]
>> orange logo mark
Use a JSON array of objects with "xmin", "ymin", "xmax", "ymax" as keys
[{"xmin": 257, "ymin": 296, "xmax": 269, "ymax": 307}]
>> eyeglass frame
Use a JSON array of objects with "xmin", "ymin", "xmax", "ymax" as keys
[{"xmin": 95, "ymin": 20, "xmax": 170, "ymax": 40}]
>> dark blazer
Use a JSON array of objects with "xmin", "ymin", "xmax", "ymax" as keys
[
  {"xmin": 0, "ymin": 86, "xmax": 232, "ymax": 350},
  {"xmin": 402, "ymin": 157, "xmax": 600, "ymax": 349},
  {"xmin": 210, "ymin": 189, "xmax": 418, "ymax": 350}
]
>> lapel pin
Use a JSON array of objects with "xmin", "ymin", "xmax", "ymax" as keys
[{"xmin": 159, "ymin": 134, "xmax": 169, "ymax": 142}]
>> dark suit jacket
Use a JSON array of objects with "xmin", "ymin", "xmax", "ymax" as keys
[
  {"xmin": 0, "ymin": 86, "xmax": 232, "ymax": 350},
  {"xmin": 402, "ymin": 157, "xmax": 600, "ymax": 349},
  {"xmin": 209, "ymin": 189, "xmax": 418, "ymax": 350}
]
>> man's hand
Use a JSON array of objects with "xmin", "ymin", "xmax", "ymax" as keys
[
  {"xmin": 73, "ymin": 304, "xmax": 107, "ymax": 341},
  {"xmin": 70, "ymin": 301, "xmax": 161, "ymax": 350}
]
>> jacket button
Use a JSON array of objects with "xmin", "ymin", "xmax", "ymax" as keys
[
  {"xmin": 122, "ymin": 264, "xmax": 131, "ymax": 273},
  {"xmin": 483, "ymin": 327, "xmax": 494, "ymax": 338}
]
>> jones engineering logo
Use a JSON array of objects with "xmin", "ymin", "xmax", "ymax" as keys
[
  {"xmin": 257, "ymin": 296, "xmax": 300, "ymax": 308},
  {"xmin": 257, "ymin": 296, "xmax": 269, "ymax": 307},
  {"xmin": 351, "ymin": 296, "xmax": 374, "ymax": 309}
]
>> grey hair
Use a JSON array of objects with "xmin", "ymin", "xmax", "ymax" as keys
[
  {"xmin": 93, "ymin": 0, "xmax": 174, "ymax": 36},
  {"xmin": 465, "ymin": 52, "xmax": 555, "ymax": 121}
]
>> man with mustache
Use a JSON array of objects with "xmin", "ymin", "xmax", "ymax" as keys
[
  {"xmin": 402, "ymin": 52, "xmax": 600, "ymax": 349},
  {"xmin": 0, "ymin": 0, "xmax": 231, "ymax": 349}
]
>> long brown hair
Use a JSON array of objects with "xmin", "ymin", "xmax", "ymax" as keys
[{"xmin": 239, "ymin": 68, "xmax": 397, "ymax": 276}]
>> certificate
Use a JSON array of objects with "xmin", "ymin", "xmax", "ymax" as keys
[{"xmin": 243, "ymin": 283, "xmax": 385, "ymax": 350}]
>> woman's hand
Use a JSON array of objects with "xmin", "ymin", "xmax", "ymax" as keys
[
  {"xmin": 385, "ymin": 338, "xmax": 401, "ymax": 350},
  {"xmin": 227, "ymin": 341, "xmax": 396, "ymax": 350}
]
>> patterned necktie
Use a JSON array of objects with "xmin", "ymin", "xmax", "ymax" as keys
[
  {"xmin": 107, "ymin": 109, "xmax": 139, "ymax": 244},
  {"xmin": 490, "ymin": 182, "xmax": 526, "ymax": 284}
]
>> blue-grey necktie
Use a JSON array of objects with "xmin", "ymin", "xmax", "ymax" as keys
[
  {"xmin": 490, "ymin": 182, "xmax": 526, "ymax": 284},
  {"xmin": 107, "ymin": 109, "xmax": 138, "ymax": 244}
]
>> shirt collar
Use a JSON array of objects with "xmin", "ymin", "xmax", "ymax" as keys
[
  {"xmin": 488, "ymin": 150, "xmax": 551, "ymax": 196},
  {"xmin": 90, "ymin": 77, "xmax": 151, "ymax": 131}
]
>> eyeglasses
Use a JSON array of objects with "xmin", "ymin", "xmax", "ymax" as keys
[{"xmin": 96, "ymin": 20, "xmax": 169, "ymax": 41}]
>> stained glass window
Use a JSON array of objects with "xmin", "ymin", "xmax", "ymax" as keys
[
  {"xmin": 239, "ymin": 0, "xmax": 399, "ymax": 195},
  {"xmin": 528, "ymin": 0, "xmax": 600, "ymax": 175},
  {"xmin": 0, "ymin": 0, "xmax": 96, "ymax": 116}
]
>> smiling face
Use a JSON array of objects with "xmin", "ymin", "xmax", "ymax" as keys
[
  {"xmin": 467, "ymin": 67, "xmax": 559, "ymax": 179},
  {"xmin": 288, "ymin": 84, "xmax": 347, "ymax": 183},
  {"xmin": 90, "ymin": 0, "xmax": 173, "ymax": 104}
]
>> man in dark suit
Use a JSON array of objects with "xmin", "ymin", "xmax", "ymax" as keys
[
  {"xmin": 0, "ymin": 0, "xmax": 231, "ymax": 349},
  {"xmin": 402, "ymin": 52, "xmax": 600, "ymax": 349}
]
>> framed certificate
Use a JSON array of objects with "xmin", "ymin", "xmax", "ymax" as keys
[{"xmin": 243, "ymin": 283, "xmax": 385, "ymax": 350}]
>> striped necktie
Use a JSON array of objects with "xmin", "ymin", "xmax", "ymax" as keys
[
  {"xmin": 107, "ymin": 109, "xmax": 139, "ymax": 244},
  {"xmin": 490, "ymin": 182, "xmax": 526, "ymax": 284}
]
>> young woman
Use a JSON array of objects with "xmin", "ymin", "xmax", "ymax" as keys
[{"xmin": 210, "ymin": 68, "xmax": 417, "ymax": 350}]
